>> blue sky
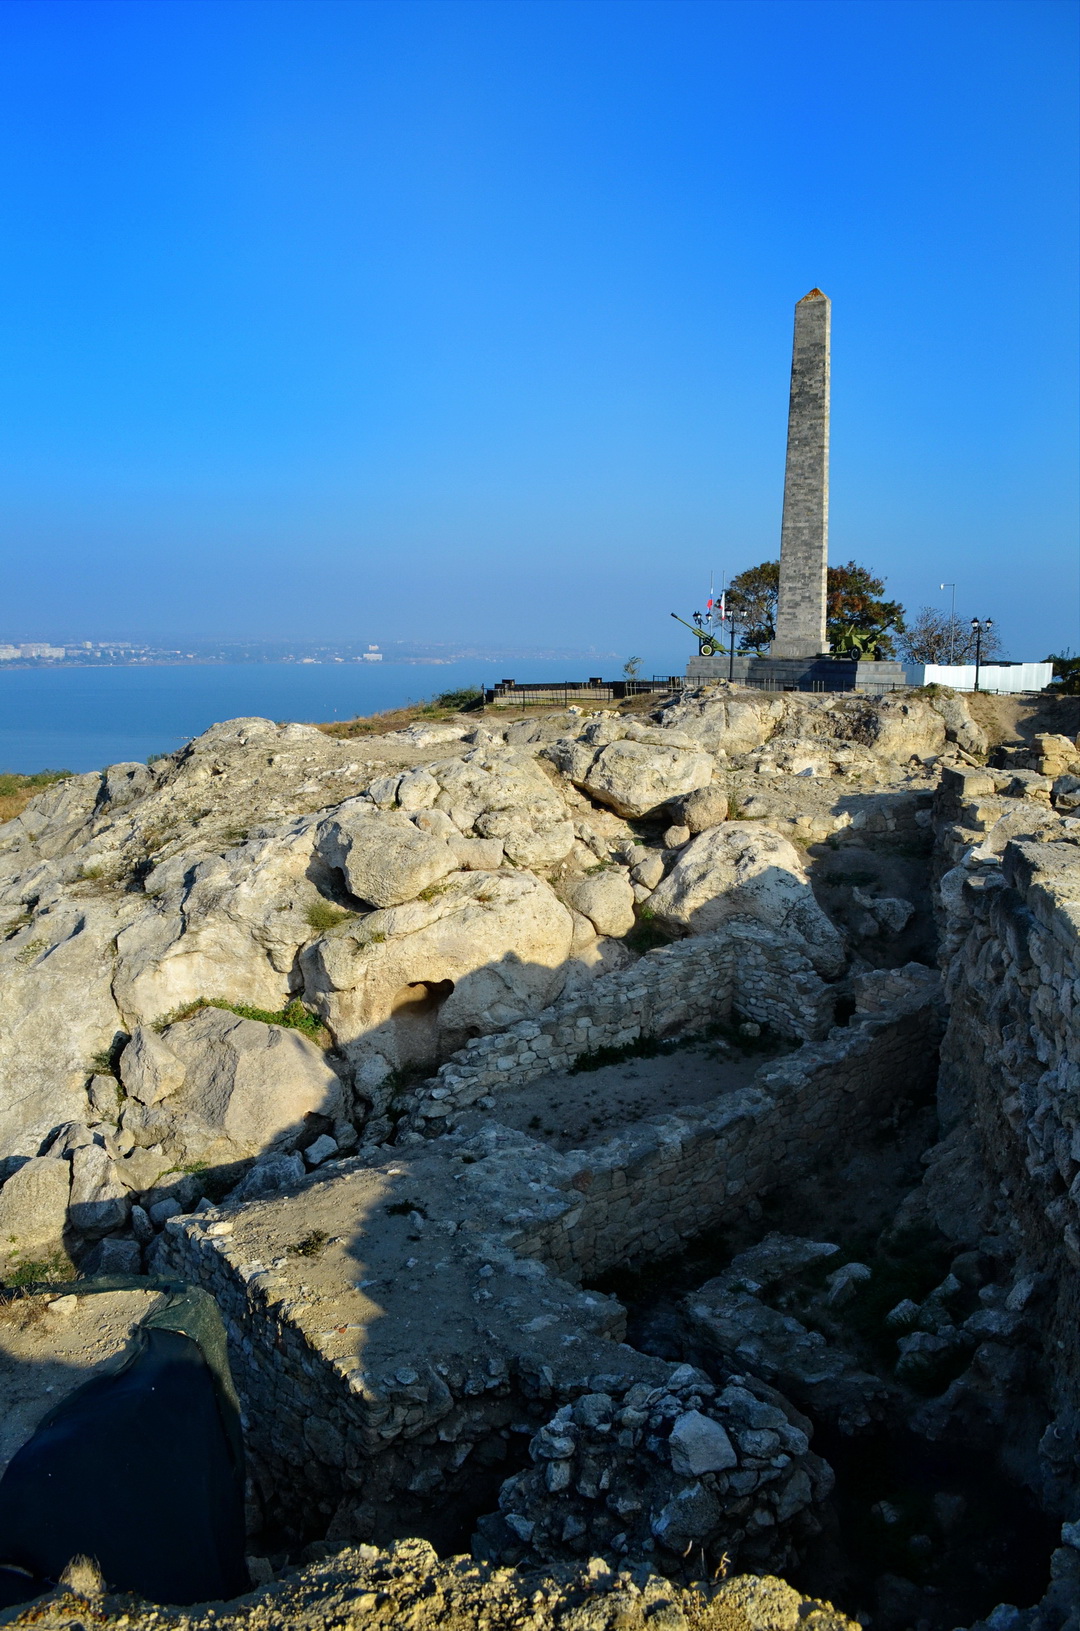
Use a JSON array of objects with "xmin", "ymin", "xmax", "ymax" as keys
[{"xmin": 0, "ymin": 0, "xmax": 1075, "ymax": 670}]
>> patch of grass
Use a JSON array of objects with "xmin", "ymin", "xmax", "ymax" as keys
[
  {"xmin": 222, "ymin": 826, "xmax": 248, "ymax": 845},
  {"xmin": 625, "ymin": 905, "xmax": 676, "ymax": 954},
  {"xmin": 146, "ymin": 751, "xmax": 170, "ymax": 765},
  {"xmin": 428, "ymin": 686, "xmax": 484, "ymax": 713},
  {"xmin": 155, "ymin": 996, "xmax": 328, "ymax": 1042},
  {"xmin": 79, "ymin": 864, "xmax": 106, "ymax": 881},
  {"xmin": 292, "ymin": 1229, "xmax": 328, "ymax": 1258},
  {"xmin": 13, "ymin": 939, "xmax": 47, "ymax": 966},
  {"xmin": 304, "ymin": 900, "xmax": 356, "ymax": 933},
  {"xmin": 416, "ymin": 880, "xmax": 451, "ymax": 902},
  {"xmin": 0, "ymin": 769, "xmax": 73, "ymax": 825},
  {"xmin": 3, "ymin": 1251, "xmax": 75, "ymax": 1290},
  {"xmin": 317, "ymin": 686, "xmax": 483, "ymax": 739}
]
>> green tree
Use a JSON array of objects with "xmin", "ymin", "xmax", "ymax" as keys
[
  {"xmin": 622, "ymin": 655, "xmax": 642, "ymax": 679},
  {"xmin": 725, "ymin": 559, "xmax": 904, "ymax": 656},
  {"xmin": 825, "ymin": 561, "xmax": 905, "ymax": 657},
  {"xmin": 1046, "ymin": 652, "xmax": 1080, "ymax": 695},
  {"xmin": 725, "ymin": 561, "xmax": 779, "ymax": 651}
]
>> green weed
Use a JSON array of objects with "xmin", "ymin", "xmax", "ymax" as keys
[
  {"xmin": 304, "ymin": 900, "xmax": 356, "ymax": 933},
  {"xmin": 292, "ymin": 1229, "xmax": 328, "ymax": 1258},
  {"xmin": 155, "ymin": 996, "xmax": 327, "ymax": 1042},
  {"xmin": 3, "ymin": 1251, "xmax": 74, "ymax": 1289}
]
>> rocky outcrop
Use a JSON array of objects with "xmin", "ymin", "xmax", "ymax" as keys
[
  {"xmin": 649, "ymin": 823, "xmax": 846, "ymax": 977},
  {"xmin": 118, "ymin": 1007, "xmax": 345, "ymax": 1166},
  {"xmin": 302, "ymin": 870, "xmax": 575, "ymax": 1079}
]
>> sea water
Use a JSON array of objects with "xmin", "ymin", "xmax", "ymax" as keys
[{"xmin": 0, "ymin": 659, "xmax": 601, "ymax": 774}]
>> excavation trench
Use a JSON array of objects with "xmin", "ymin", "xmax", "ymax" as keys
[{"xmin": 142, "ymin": 804, "xmax": 1075, "ymax": 1629}]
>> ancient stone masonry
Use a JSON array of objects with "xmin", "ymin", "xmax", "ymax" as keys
[
  {"xmin": 772, "ymin": 290, "xmax": 830, "ymax": 660},
  {"xmin": 937, "ymin": 839, "xmax": 1080, "ymax": 1401},
  {"xmin": 399, "ymin": 924, "xmax": 836, "ymax": 1139},
  {"xmin": 151, "ymin": 972, "xmax": 939, "ymax": 1555}
]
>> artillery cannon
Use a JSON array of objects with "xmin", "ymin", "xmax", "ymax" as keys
[{"xmin": 670, "ymin": 611, "xmax": 726, "ymax": 657}]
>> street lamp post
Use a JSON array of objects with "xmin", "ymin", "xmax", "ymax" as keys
[
  {"xmin": 970, "ymin": 618, "xmax": 993, "ymax": 692},
  {"xmin": 940, "ymin": 583, "xmax": 956, "ymax": 664}
]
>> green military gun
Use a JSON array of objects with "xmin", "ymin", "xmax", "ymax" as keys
[{"xmin": 671, "ymin": 611, "xmax": 726, "ymax": 657}]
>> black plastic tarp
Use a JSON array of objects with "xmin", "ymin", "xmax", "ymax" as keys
[{"xmin": 0, "ymin": 1278, "xmax": 248, "ymax": 1606}]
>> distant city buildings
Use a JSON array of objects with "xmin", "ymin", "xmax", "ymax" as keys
[
  {"xmin": 362, "ymin": 645, "xmax": 383, "ymax": 662},
  {"xmin": 0, "ymin": 643, "xmax": 66, "ymax": 659}
]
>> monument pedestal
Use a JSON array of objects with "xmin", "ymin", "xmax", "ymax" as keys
[{"xmin": 685, "ymin": 654, "xmax": 906, "ymax": 696}]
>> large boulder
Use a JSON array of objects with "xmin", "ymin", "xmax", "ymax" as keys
[
  {"xmin": 649, "ymin": 822, "xmax": 846, "ymax": 976},
  {"xmin": 112, "ymin": 823, "xmax": 330, "ymax": 1026},
  {"xmin": 302, "ymin": 871, "xmax": 574, "ymax": 1076},
  {"xmin": 118, "ymin": 1008, "xmax": 344, "ymax": 1165},
  {"xmin": 654, "ymin": 692, "xmax": 784, "ymax": 755},
  {"xmin": 316, "ymin": 805, "xmax": 458, "ymax": 909},
  {"xmin": 578, "ymin": 741, "xmax": 714, "ymax": 819},
  {"xmin": 0, "ymin": 1157, "xmax": 71, "ymax": 1274},
  {"xmin": 564, "ymin": 870, "xmax": 636, "ymax": 937},
  {"xmin": 433, "ymin": 752, "xmax": 575, "ymax": 867},
  {"xmin": 0, "ymin": 900, "xmax": 131, "ymax": 1162}
]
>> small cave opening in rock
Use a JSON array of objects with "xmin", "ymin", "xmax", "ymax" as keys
[{"xmin": 391, "ymin": 978, "xmax": 456, "ymax": 1066}]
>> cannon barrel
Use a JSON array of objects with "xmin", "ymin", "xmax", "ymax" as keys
[{"xmin": 670, "ymin": 611, "xmax": 725, "ymax": 656}]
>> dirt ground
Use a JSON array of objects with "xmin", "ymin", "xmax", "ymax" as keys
[
  {"xmin": 456, "ymin": 1037, "xmax": 788, "ymax": 1152},
  {"xmin": 967, "ymin": 689, "xmax": 1079, "ymax": 750}
]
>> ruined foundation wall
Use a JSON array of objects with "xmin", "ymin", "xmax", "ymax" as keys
[
  {"xmin": 938, "ymin": 838, "xmax": 1080, "ymax": 1412},
  {"xmin": 405, "ymin": 923, "xmax": 835, "ymax": 1134},
  {"xmin": 508, "ymin": 1002, "xmax": 941, "ymax": 1282},
  {"xmin": 153, "ymin": 983, "xmax": 940, "ymax": 1537}
]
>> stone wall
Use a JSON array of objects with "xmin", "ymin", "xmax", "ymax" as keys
[
  {"xmin": 401, "ymin": 923, "xmax": 836, "ymax": 1136},
  {"xmin": 937, "ymin": 837, "xmax": 1080, "ymax": 1415},
  {"xmin": 150, "ymin": 971, "xmax": 940, "ymax": 1543},
  {"xmin": 505, "ymin": 995, "xmax": 941, "ymax": 1283}
]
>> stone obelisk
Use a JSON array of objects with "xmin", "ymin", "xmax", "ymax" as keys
[{"xmin": 771, "ymin": 288, "xmax": 830, "ymax": 657}]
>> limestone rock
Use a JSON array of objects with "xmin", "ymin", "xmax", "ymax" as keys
[
  {"xmin": 112, "ymin": 822, "xmax": 330, "ymax": 1026},
  {"xmin": 316, "ymin": 805, "xmax": 457, "ymax": 908},
  {"xmin": 119, "ymin": 1008, "xmax": 344, "ymax": 1165},
  {"xmin": 924, "ymin": 690, "xmax": 986, "ymax": 758},
  {"xmin": 649, "ymin": 823, "xmax": 846, "ymax": 977},
  {"xmin": 675, "ymin": 783, "xmax": 732, "ymax": 834},
  {"xmin": 668, "ymin": 1410, "xmax": 737, "ymax": 1475},
  {"xmin": 0, "ymin": 1157, "xmax": 70, "ymax": 1272},
  {"xmin": 119, "ymin": 1027, "xmax": 186, "ymax": 1105},
  {"xmin": 67, "ymin": 1143, "xmax": 131, "ymax": 1237},
  {"xmin": 433, "ymin": 751, "xmax": 575, "ymax": 866},
  {"xmin": 473, "ymin": 807, "xmax": 574, "ymax": 868},
  {"xmin": 302, "ymin": 871, "xmax": 574, "ymax": 1076},
  {"xmin": 0, "ymin": 899, "xmax": 131, "ymax": 1162},
  {"xmin": 630, "ymin": 853, "xmax": 665, "ymax": 889},
  {"xmin": 578, "ymin": 741, "xmax": 714, "ymax": 820},
  {"xmin": 564, "ymin": 870, "xmax": 636, "ymax": 938}
]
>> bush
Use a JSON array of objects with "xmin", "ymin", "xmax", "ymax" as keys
[{"xmin": 428, "ymin": 686, "xmax": 484, "ymax": 713}]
